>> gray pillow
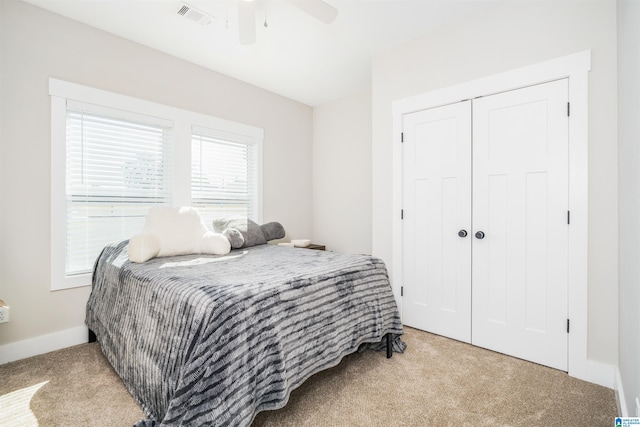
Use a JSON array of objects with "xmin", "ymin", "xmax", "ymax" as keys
[
  {"xmin": 213, "ymin": 217, "xmax": 267, "ymax": 248},
  {"xmin": 222, "ymin": 228, "xmax": 245, "ymax": 249},
  {"xmin": 261, "ymin": 221, "xmax": 285, "ymax": 241}
]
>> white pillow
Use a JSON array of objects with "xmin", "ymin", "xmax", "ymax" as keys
[
  {"xmin": 128, "ymin": 207, "xmax": 231, "ymax": 263},
  {"xmin": 200, "ymin": 231, "xmax": 232, "ymax": 255},
  {"xmin": 128, "ymin": 233, "xmax": 161, "ymax": 263}
]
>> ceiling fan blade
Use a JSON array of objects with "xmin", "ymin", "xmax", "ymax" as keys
[
  {"xmin": 238, "ymin": 0, "xmax": 256, "ymax": 45},
  {"xmin": 287, "ymin": 0, "xmax": 338, "ymax": 24}
]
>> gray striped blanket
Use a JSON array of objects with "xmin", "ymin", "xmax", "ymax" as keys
[{"xmin": 86, "ymin": 241, "xmax": 404, "ymax": 426}]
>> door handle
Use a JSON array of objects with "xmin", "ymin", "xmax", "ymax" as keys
[
  {"xmin": 458, "ymin": 230, "xmax": 468, "ymax": 238},
  {"xmin": 475, "ymin": 231, "xmax": 485, "ymax": 239}
]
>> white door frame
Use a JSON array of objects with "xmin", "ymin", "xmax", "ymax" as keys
[{"xmin": 391, "ymin": 50, "xmax": 598, "ymax": 384}]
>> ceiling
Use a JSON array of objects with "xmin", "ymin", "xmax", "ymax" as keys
[{"xmin": 23, "ymin": 0, "xmax": 503, "ymax": 106}]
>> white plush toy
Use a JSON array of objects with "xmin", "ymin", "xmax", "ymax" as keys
[{"xmin": 128, "ymin": 207, "xmax": 231, "ymax": 263}]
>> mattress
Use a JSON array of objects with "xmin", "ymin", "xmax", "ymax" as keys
[{"xmin": 86, "ymin": 241, "xmax": 404, "ymax": 426}]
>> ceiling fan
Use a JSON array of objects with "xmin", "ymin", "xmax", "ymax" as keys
[{"xmin": 238, "ymin": 0, "xmax": 338, "ymax": 45}]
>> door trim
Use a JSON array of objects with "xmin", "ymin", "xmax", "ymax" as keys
[{"xmin": 391, "ymin": 50, "xmax": 592, "ymax": 383}]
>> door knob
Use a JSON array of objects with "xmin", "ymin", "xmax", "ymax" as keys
[
  {"xmin": 475, "ymin": 231, "xmax": 485, "ymax": 239},
  {"xmin": 458, "ymin": 230, "xmax": 468, "ymax": 237}
]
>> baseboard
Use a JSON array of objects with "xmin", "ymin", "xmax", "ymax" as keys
[
  {"xmin": 572, "ymin": 359, "xmax": 615, "ymax": 389},
  {"xmin": 0, "ymin": 326, "xmax": 88, "ymax": 365},
  {"xmin": 615, "ymin": 367, "xmax": 629, "ymax": 417}
]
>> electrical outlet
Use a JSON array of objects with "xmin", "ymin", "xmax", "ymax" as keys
[{"xmin": 0, "ymin": 305, "xmax": 9, "ymax": 323}]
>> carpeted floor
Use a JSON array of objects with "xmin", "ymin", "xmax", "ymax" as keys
[{"xmin": 0, "ymin": 327, "xmax": 617, "ymax": 426}]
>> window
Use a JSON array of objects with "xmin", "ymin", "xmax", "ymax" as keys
[
  {"xmin": 50, "ymin": 78, "xmax": 263, "ymax": 290},
  {"xmin": 65, "ymin": 103, "xmax": 173, "ymax": 276},
  {"xmin": 191, "ymin": 126, "xmax": 259, "ymax": 227}
]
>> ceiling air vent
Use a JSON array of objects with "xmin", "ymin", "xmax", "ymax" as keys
[{"xmin": 176, "ymin": 2, "xmax": 214, "ymax": 26}]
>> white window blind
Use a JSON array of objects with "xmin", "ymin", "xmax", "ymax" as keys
[
  {"xmin": 191, "ymin": 126, "xmax": 258, "ymax": 228},
  {"xmin": 65, "ymin": 103, "xmax": 172, "ymax": 276}
]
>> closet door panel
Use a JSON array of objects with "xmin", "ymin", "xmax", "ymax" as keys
[
  {"xmin": 402, "ymin": 101, "xmax": 472, "ymax": 343},
  {"xmin": 472, "ymin": 79, "xmax": 569, "ymax": 371}
]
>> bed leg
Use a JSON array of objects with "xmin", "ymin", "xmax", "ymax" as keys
[
  {"xmin": 386, "ymin": 333, "xmax": 393, "ymax": 359},
  {"xmin": 88, "ymin": 329, "xmax": 97, "ymax": 343}
]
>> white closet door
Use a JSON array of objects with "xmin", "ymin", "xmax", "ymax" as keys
[
  {"xmin": 402, "ymin": 101, "xmax": 472, "ymax": 343},
  {"xmin": 472, "ymin": 79, "xmax": 569, "ymax": 370}
]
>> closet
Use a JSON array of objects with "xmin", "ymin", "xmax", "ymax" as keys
[{"xmin": 401, "ymin": 79, "xmax": 569, "ymax": 371}]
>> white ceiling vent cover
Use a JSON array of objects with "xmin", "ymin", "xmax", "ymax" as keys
[{"xmin": 176, "ymin": 3, "xmax": 214, "ymax": 26}]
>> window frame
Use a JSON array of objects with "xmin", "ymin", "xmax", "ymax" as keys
[{"xmin": 50, "ymin": 78, "xmax": 263, "ymax": 290}]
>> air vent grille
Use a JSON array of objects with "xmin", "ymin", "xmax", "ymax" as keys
[{"xmin": 176, "ymin": 2, "xmax": 214, "ymax": 26}]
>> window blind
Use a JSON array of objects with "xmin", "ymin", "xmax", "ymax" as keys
[
  {"xmin": 65, "ymin": 106, "xmax": 172, "ymax": 276},
  {"xmin": 191, "ymin": 127, "xmax": 258, "ymax": 228}
]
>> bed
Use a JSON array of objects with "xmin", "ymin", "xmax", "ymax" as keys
[{"xmin": 86, "ymin": 239, "xmax": 404, "ymax": 426}]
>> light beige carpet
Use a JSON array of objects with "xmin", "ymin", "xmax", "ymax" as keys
[{"xmin": 0, "ymin": 327, "xmax": 616, "ymax": 426}]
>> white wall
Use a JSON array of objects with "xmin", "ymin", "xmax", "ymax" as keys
[
  {"xmin": 617, "ymin": 0, "xmax": 640, "ymax": 415},
  {"xmin": 372, "ymin": 0, "xmax": 618, "ymax": 366},
  {"xmin": 0, "ymin": 0, "xmax": 3, "ymax": 300},
  {"xmin": 312, "ymin": 90, "xmax": 372, "ymax": 254},
  {"xmin": 0, "ymin": 0, "xmax": 312, "ymax": 353}
]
